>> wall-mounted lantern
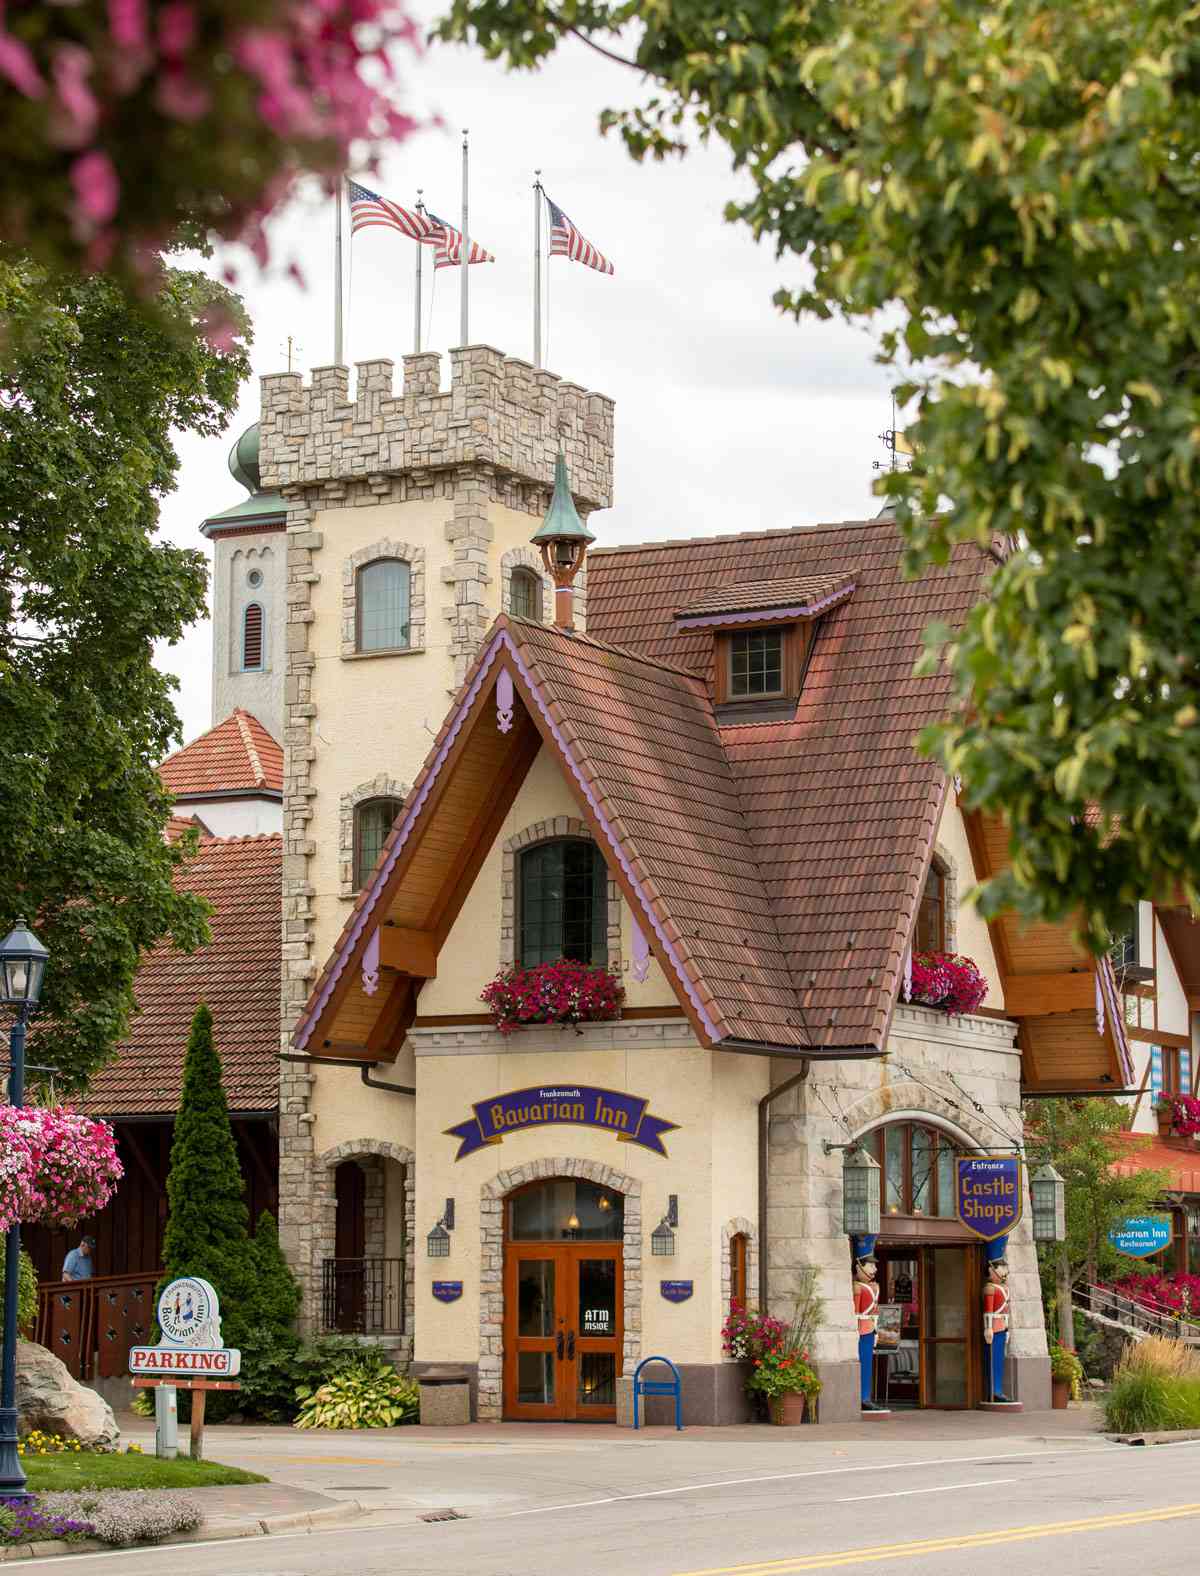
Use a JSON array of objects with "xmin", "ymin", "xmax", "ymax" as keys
[
  {"xmin": 427, "ymin": 1197, "xmax": 455, "ymax": 1258},
  {"xmin": 651, "ymin": 1194, "xmax": 679, "ymax": 1257},
  {"xmin": 841, "ymin": 1145, "xmax": 881, "ymax": 1239},
  {"xmin": 1031, "ymin": 1163, "xmax": 1066, "ymax": 1242}
]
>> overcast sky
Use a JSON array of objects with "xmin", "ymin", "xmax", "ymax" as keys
[{"xmin": 157, "ymin": 26, "xmax": 896, "ymax": 744}]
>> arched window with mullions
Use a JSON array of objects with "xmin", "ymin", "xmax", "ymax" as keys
[
  {"xmin": 872, "ymin": 1122, "xmax": 964, "ymax": 1220},
  {"xmin": 510, "ymin": 567, "xmax": 542, "ymax": 622},
  {"xmin": 915, "ymin": 861, "xmax": 946, "ymax": 953},
  {"xmin": 356, "ymin": 559, "xmax": 411, "ymax": 653},
  {"xmin": 354, "ymin": 796, "xmax": 403, "ymax": 891},
  {"xmin": 518, "ymin": 839, "xmax": 608, "ymax": 967}
]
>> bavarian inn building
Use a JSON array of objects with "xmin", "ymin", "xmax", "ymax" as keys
[{"xmin": 192, "ymin": 345, "xmax": 1144, "ymax": 1423}]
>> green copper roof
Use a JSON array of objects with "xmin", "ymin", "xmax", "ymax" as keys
[
  {"xmin": 201, "ymin": 421, "xmax": 285, "ymax": 535},
  {"xmin": 531, "ymin": 451, "xmax": 595, "ymax": 547}
]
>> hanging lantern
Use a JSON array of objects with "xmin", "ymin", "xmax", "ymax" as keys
[
  {"xmin": 651, "ymin": 1194, "xmax": 679, "ymax": 1256},
  {"xmin": 842, "ymin": 1145, "xmax": 881, "ymax": 1238},
  {"xmin": 426, "ymin": 1198, "xmax": 455, "ymax": 1257},
  {"xmin": 1030, "ymin": 1163, "xmax": 1066, "ymax": 1242}
]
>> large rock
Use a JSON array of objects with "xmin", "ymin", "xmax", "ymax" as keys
[{"xmin": 15, "ymin": 1341, "xmax": 120, "ymax": 1450}]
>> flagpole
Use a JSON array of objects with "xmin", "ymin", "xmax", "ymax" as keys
[
  {"xmin": 460, "ymin": 130, "xmax": 470, "ymax": 347},
  {"xmin": 533, "ymin": 171, "xmax": 542, "ymax": 368},
  {"xmin": 414, "ymin": 188, "xmax": 424, "ymax": 354},
  {"xmin": 334, "ymin": 180, "xmax": 345, "ymax": 364}
]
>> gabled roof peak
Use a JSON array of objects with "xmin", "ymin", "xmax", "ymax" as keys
[{"xmin": 160, "ymin": 710, "xmax": 284, "ymax": 799}]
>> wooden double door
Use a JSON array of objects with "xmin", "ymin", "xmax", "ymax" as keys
[{"xmin": 503, "ymin": 1243, "xmax": 623, "ymax": 1421}]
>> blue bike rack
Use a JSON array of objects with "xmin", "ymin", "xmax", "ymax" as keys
[{"xmin": 632, "ymin": 1355, "xmax": 683, "ymax": 1431}]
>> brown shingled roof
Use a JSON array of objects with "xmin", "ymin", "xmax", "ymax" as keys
[
  {"xmin": 587, "ymin": 520, "xmax": 994, "ymax": 1050},
  {"xmin": 159, "ymin": 710, "xmax": 283, "ymax": 799},
  {"xmin": 81, "ymin": 834, "xmax": 281, "ymax": 1116},
  {"xmin": 675, "ymin": 573, "xmax": 854, "ymax": 621}
]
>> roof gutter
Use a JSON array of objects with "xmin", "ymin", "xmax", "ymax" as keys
[
  {"xmin": 278, "ymin": 1052, "xmax": 414, "ymax": 1098},
  {"xmin": 719, "ymin": 1038, "xmax": 883, "ymax": 1061}
]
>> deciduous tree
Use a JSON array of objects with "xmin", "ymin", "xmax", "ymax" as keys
[
  {"xmin": 0, "ymin": 257, "xmax": 249, "ymax": 1088},
  {"xmin": 438, "ymin": 0, "xmax": 1200, "ymax": 944}
]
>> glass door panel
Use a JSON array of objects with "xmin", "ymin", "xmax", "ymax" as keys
[
  {"xmin": 517, "ymin": 1350, "xmax": 556, "ymax": 1406},
  {"xmin": 504, "ymin": 1252, "xmax": 564, "ymax": 1420},
  {"xmin": 517, "ymin": 1259, "xmax": 555, "ymax": 1337},
  {"xmin": 570, "ymin": 1251, "xmax": 620, "ymax": 1420},
  {"xmin": 920, "ymin": 1248, "xmax": 972, "ymax": 1408}
]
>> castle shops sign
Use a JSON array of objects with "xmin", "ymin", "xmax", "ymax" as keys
[
  {"xmin": 955, "ymin": 1156, "xmax": 1024, "ymax": 1242},
  {"xmin": 446, "ymin": 1084, "xmax": 679, "ymax": 1160}
]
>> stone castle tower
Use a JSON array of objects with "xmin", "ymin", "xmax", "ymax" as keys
[{"xmin": 252, "ymin": 345, "xmax": 614, "ymax": 1314}]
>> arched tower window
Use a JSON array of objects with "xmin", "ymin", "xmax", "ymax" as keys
[
  {"xmin": 915, "ymin": 861, "xmax": 946, "ymax": 953},
  {"xmin": 518, "ymin": 839, "xmax": 608, "ymax": 967},
  {"xmin": 354, "ymin": 796, "xmax": 403, "ymax": 890},
  {"xmin": 510, "ymin": 568, "xmax": 542, "ymax": 622},
  {"xmin": 242, "ymin": 602, "xmax": 264, "ymax": 670},
  {"xmin": 872, "ymin": 1122, "xmax": 963, "ymax": 1219},
  {"xmin": 356, "ymin": 559, "xmax": 411, "ymax": 653},
  {"xmin": 729, "ymin": 1232, "xmax": 749, "ymax": 1313}
]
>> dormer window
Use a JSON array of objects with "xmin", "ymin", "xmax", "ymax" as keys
[{"xmin": 674, "ymin": 573, "xmax": 855, "ymax": 714}]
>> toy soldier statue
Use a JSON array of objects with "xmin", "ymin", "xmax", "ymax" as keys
[
  {"xmin": 853, "ymin": 1235, "xmax": 887, "ymax": 1413},
  {"xmin": 983, "ymin": 1237, "xmax": 1012, "ymax": 1403}
]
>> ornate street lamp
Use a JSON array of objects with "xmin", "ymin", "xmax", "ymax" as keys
[
  {"xmin": 1031, "ymin": 1163, "xmax": 1067, "ymax": 1243},
  {"xmin": 0, "ymin": 918, "xmax": 49, "ymax": 1502}
]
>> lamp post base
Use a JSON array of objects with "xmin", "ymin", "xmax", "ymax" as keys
[{"xmin": 0, "ymin": 1406, "xmax": 29, "ymax": 1502}]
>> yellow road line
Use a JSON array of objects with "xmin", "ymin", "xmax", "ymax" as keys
[{"xmin": 674, "ymin": 1502, "xmax": 1200, "ymax": 1575}]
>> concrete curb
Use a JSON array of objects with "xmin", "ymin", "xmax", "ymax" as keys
[
  {"xmin": 1108, "ymin": 1428, "xmax": 1200, "ymax": 1447},
  {"xmin": 0, "ymin": 1500, "xmax": 363, "ymax": 1560}
]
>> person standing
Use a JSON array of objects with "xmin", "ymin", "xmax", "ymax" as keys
[{"xmin": 61, "ymin": 1236, "xmax": 95, "ymax": 1281}]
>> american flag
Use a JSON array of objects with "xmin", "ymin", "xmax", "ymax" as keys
[
  {"xmin": 426, "ymin": 211, "xmax": 495, "ymax": 270},
  {"xmin": 546, "ymin": 196, "xmax": 614, "ymax": 275},
  {"xmin": 347, "ymin": 181, "xmax": 437, "ymax": 243}
]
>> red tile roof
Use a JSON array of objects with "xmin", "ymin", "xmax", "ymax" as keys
[
  {"xmin": 159, "ymin": 710, "xmax": 283, "ymax": 799},
  {"xmin": 81, "ymin": 834, "xmax": 281, "ymax": 1116},
  {"xmin": 675, "ymin": 573, "xmax": 854, "ymax": 620},
  {"xmin": 1110, "ymin": 1131, "xmax": 1200, "ymax": 1195},
  {"xmin": 587, "ymin": 520, "xmax": 995, "ymax": 1050},
  {"xmin": 164, "ymin": 813, "xmax": 211, "ymax": 839}
]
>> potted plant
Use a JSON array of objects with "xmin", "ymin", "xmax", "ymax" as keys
[
  {"xmin": 749, "ymin": 1348, "xmax": 823, "ymax": 1424},
  {"xmin": 723, "ymin": 1268, "xmax": 825, "ymax": 1424},
  {"xmin": 480, "ymin": 958, "xmax": 624, "ymax": 1036},
  {"xmin": 1049, "ymin": 1342, "xmax": 1084, "ymax": 1409},
  {"xmin": 1154, "ymin": 1096, "xmax": 1175, "ymax": 1137}
]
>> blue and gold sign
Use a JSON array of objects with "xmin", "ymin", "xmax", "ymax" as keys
[
  {"xmin": 660, "ymin": 1281, "xmax": 694, "ymax": 1303},
  {"xmin": 956, "ymin": 1156, "xmax": 1024, "ymax": 1241},
  {"xmin": 446, "ymin": 1084, "xmax": 678, "ymax": 1160},
  {"xmin": 1108, "ymin": 1216, "xmax": 1173, "ymax": 1259},
  {"xmin": 432, "ymin": 1281, "xmax": 463, "ymax": 1303}
]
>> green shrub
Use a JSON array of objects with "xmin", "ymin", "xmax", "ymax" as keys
[
  {"xmin": 1050, "ymin": 1343, "xmax": 1085, "ymax": 1400},
  {"xmin": 0, "ymin": 1246, "xmax": 36, "ymax": 1341},
  {"xmin": 295, "ymin": 1350, "xmax": 418, "ymax": 1430},
  {"xmin": 1103, "ymin": 1336, "xmax": 1200, "ymax": 1432},
  {"xmin": 245, "ymin": 1212, "xmax": 300, "ymax": 1332}
]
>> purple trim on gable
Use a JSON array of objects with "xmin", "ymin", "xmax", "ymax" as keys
[
  {"xmin": 362, "ymin": 927, "xmax": 380, "ymax": 997},
  {"xmin": 1097, "ymin": 955, "xmax": 1135, "ymax": 1086},
  {"xmin": 674, "ymin": 584, "xmax": 855, "ymax": 629},
  {"xmin": 293, "ymin": 634, "xmax": 505, "ymax": 1050},
  {"xmin": 631, "ymin": 915, "xmax": 651, "ymax": 983},
  {"xmin": 496, "ymin": 668, "xmax": 514, "ymax": 734},
  {"xmin": 294, "ymin": 627, "xmax": 722, "ymax": 1051}
]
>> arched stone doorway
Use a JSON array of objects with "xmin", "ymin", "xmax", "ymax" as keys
[
  {"xmin": 316, "ymin": 1140, "xmax": 414, "ymax": 1352},
  {"xmin": 479, "ymin": 1160, "xmax": 641, "ymax": 1422}
]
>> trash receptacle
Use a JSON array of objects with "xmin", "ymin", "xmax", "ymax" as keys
[{"xmin": 417, "ymin": 1366, "xmax": 471, "ymax": 1426}]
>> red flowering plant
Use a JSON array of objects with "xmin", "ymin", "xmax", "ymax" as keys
[
  {"xmin": 721, "ymin": 1299, "xmax": 822, "ymax": 1399},
  {"xmin": 1109, "ymin": 1270, "xmax": 1200, "ymax": 1321},
  {"xmin": 0, "ymin": 1105, "xmax": 123, "ymax": 1232},
  {"xmin": 1154, "ymin": 1094, "xmax": 1200, "ymax": 1137},
  {"xmin": 480, "ymin": 959, "xmax": 624, "ymax": 1037},
  {"xmin": 908, "ymin": 952, "xmax": 988, "ymax": 1016}
]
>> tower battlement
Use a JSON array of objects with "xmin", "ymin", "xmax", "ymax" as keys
[{"xmin": 258, "ymin": 345, "xmax": 614, "ymax": 510}]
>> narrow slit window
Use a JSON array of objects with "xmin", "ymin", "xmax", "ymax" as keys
[
  {"xmin": 510, "ymin": 568, "xmax": 542, "ymax": 621},
  {"xmin": 916, "ymin": 864, "xmax": 946, "ymax": 953},
  {"xmin": 242, "ymin": 602, "xmax": 264, "ymax": 670},
  {"xmin": 354, "ymin": 797, "xmax": 403, "ymax": 890}
]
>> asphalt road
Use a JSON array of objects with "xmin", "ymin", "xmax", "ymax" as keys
[{"xmin": 26, "ymin": 1430, "xmax": 1200, "ymax": 1575}]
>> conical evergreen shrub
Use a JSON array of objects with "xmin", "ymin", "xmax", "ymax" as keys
[
  {"xmin": 159, "ymin": 1003, "xmax": 256, "ymax": 1348},
  {"xmin": 247, "ymin": 1210, "xmax": 301, "ymax": 1331}
]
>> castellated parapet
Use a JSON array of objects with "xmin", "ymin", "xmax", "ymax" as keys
[{"xmin": 258, "ymin": 345, "xmax": 614, "ymax": 510}]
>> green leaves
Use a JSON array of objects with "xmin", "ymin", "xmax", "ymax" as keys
[
  {"xmin": 294, "ymin": 1352, "xmax": 420, "ymax": 1429},
  {"xmin": 0, "ymin": 256, "xmax": 248, "ymax": 1088},
  {"xmin": 438, "ymin": 0, "xmax": 1200, "ymax": 944}
]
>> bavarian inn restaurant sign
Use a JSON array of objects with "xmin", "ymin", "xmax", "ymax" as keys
[
  {"xmin": 955, "ymin": 1156, "xmax": 1024, "ymax": 1242},
  {"xmin": 129, "ymin": 1276, "xmax": 242, "ymax": 1377},
  {"xmin": 446, "ymin": 1085, "xmax": 679, "ymax": 1160}
]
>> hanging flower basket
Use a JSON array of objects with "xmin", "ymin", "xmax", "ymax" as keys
[
  {"xmin": 907, "ymin": 951, "xmax": 988, "ymax": 1017},
  {"xmin": 0, "ymin": 1106, "xmax": 123, "ymax": 1232},
  {"xmin": 480, "ymin": 960, "xmax": 625, "ymax": 1037},
  {"xmin": 1155, "ymin": 1094, "xmax": 1200, "ymax": 1138}
]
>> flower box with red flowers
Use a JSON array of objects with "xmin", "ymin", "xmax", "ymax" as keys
[
  {"xmin": 1153, "ymin": 1094, "xmax": 1200, "ymax": 1138},
  {"xmin": 906, "ymin": 951, "xmax": 988, "ymax": 1017},
  {"xmin": 480, "ymin": 959, "xmax": 625, "ymax": 1037}
]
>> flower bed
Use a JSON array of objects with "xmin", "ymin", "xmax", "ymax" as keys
[
  {"xmin": 907, "ymin": 951, "xmax": 988, "ymax": 1016},
  {"xmin": 0, "ymin": 1106, "xmax": 122, "ymax": 1232},
  {"xmin": 1109, "ymin": 1270, "xmax": 1200, "ymax": 1320},
  {"xmin": 480, "ymin": 959, "xmax": 624, "ymax": 1036}
]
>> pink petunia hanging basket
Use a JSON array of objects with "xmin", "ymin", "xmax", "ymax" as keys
[{"xmin": 0, "ymin": 1106, "xmax": 123, "ymax": 1232}]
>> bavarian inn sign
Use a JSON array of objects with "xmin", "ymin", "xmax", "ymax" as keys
[{"xmin": 129, "ymin": 1276, "xmax": 242, "ymax": 1377}]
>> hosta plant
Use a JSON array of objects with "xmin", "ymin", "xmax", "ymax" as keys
[
  {"xmin": 294, "ymin": 1351, "xmax": 419, "ymax": 1430},
  {"xmin": 480, "ymin": 959, "xmax": 624, "ymax": 1036}
]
